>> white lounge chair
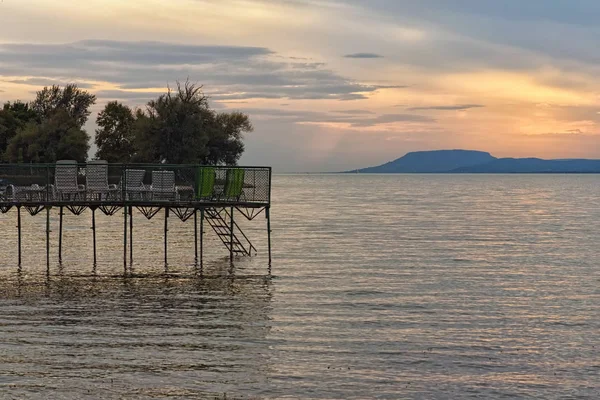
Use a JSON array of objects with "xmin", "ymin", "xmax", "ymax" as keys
[
  {"xmin": 151, "ymin": 170, "xmax": 176, "ymax": 200},
  {"xmin": 54, "ymin": 160, "xmax": 85, "ymax": 200},
  {"xmin": 86, "ymin": 160, "xmax": 118, "ymax": 200},
  {"xmin": 122, "ymin": 169, "xmax": 147, "ymax": 200}
]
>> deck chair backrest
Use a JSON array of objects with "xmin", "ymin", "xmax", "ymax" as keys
[
  {"xmin": 196, "ymin": 167, "xmax": 215, "ymax": 199},
  {"xmin": 224, "ymin": 168, "xmax": 245, "ymax": 199},
  {"xmin": 152, "ymin": 170, "xmax": 175, "ymax": 192},
  {"xmin": 86, "ymin": 160, "xmax": 109, "ymax": 191},
  {"xmin": 55, "ymin": 160, "xmax": 79, "ymax": 190},
  {"xmin": 125, "ymin": 169, "xmax": 145, "ymax": 189}
]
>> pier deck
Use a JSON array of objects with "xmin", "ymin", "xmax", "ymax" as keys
[{"xmin": 0, "ymin": 162, "xmax": 272, "ymax": 271}]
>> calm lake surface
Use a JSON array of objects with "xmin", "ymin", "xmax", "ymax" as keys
[{"xmin": 1, "ymin": 174, "xmax": 600, "ymax": 399}]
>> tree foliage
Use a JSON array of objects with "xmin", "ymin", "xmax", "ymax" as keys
[
  {"xmin": 95, "ymin": 101, "xmax": 136, "ymax": 163},
  {"xmin": 205, "ymin": 111, "xmax": 250, "ymax": 165},
  {"xmin": 5, "ymin": 109, "xmax": 90, "ymax": 163},
  {"xmin": 31, "ymin": 84, "xmax": 96, "ymax": 128},
  {"xmin": 134, "ymin": 82, "xmax": 211, "ymax": 164},
  {"xmin": 0, "ymin": 101, "xmax": 37, "ymax": 161},
  {"xmin": 1, "ymin": 84, "xmax": 95, "ymax": 162},
  {"xmin": 97, "ymin": 81, "xmax": 252, "ymax": 165},
  {"xmin": 0, "ymin": 81, "xmax": 251, "ymax": 165}
]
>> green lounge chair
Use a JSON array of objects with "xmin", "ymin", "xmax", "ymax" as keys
[
  {"xmin": 195, "ymin": 167, "xmax": 216, "ymax": 200},
  {"xmin": 223, "ymin": 168, "xmax": 245, "ymax": 200}
]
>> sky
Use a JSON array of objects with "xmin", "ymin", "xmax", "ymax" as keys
[{"xmin": 1, "ymin": 0, "xmax": 600, "ymax": 172}]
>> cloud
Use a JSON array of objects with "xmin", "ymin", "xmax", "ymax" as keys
[
  {"xmin": 208, "ymin": 84, "xmax": 377, "ymax": 101},
  {"xmin": 229, "ymin": 107, "xmax": 350, "ymax": 122},
  {"xmin": 525, "ymin": 131, "xmax": 597, "ymax": 137},
  {"xmin": 375, "ymin": 85, "xmax": 409, "ymax": 89},
  {"xmin": 6, "ymin": 78, "xmax": 95, "ymax": 88},
  {"xmin": 344, "ymin": 53, "xmax": 384, "ymax": 59},
  {"xmin": 336, "ymin": 0, "xmax": 600, "ymax": 74},
  {"xmin": 226, "ymin": 107, "xmax": 434, "ymax": 127},
  {"xmin": 0, "ymin": 40, "xmax": 273, "ymax": 66},
  {"xmin": 339, "ymin": 0, "xmax": 600, "ymax": 26},
  {"xmin": 349, "ymin": 114, "xmax": 435, "ymax": 127},
  {"xmin": 532, "ymin": 105, "xmax": 600, "ymax": 124},
  {"xmin": 209, "ymin": 92, "xmax": 284, "ymax": 100},
  {"xmin": 408, "ymin": 104, "xmax": 484, "ymax": 111},
  {"xmin": 93, "ymin": 89, "xmax": 165, "ymax": 101},
  {"xmin": 0, "ymin": 40, "xmax": 395, "ymax": 101},
  {"xmin": 331, "ymin": 109, "xmax": 375, "ymax": 115}
]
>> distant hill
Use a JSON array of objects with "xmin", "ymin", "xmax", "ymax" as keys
[
  {"xmin": 352, "ymin": 150, "xmax": 497, "ymax": 173},
  {"xmin": 350, "ymin": 150, "xmax": 600, "ymax": 173}
]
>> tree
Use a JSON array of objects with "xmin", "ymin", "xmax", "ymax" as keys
[
  {"xmin": 205, "ymin": 111, "xmax": 250, "ymax": 165},
  {"xmin": 95, "ymin": 101, "xmax": 136, "ymax": 162},
  {"xmin": 0, "ymin": 101, "xmax": 37, "ymax": 160},
  {"xmin": 133, "ymin": 82, "xmax": 211, "ymax": 164},
  {"xmin": 4, "ymin": 85, "xmax": 94, "ymax": 163},
  {"xmin": 133, "ymin": 81, "xmax": 252, "ymax": 165},
  {"xmin": 131, "ymin": 109, "xmax": 160, "ymax": 163},
  {"xmin": 1, "ymin": 82, "xmax": 251, "ymax": 165},
  {"xmin": 5, "ymin": 109, "xmax": 90, "ymax": 163},
  {"xmin": 31, "ymin": 84, "xmax": 96, "ymax": 128}
]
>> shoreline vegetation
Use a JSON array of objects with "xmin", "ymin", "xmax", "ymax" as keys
[{"xmin": 0, "ymin": 81, "xmax": 252, "ymax": 165}]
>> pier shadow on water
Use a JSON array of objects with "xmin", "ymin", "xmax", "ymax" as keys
[{"xmin": 0, "ymin": 260, "xmax": 274, "ymax": 399}]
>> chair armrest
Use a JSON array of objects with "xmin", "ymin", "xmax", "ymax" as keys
[
  {"xmin": 6, "ymin": 184, "xmax": 16, "ymax": 199},
  {"xmin": 48, "ymin": 184, "xmax": 56, "ymax": 200}
]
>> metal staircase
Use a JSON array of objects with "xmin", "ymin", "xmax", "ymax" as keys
[{"xmin": 205, "ymin": 207, "xmax": 256, "ymax": 256}]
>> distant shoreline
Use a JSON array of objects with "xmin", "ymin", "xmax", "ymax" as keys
[
  {"xmin": 344, "ymin": 171, "xmax": 600, "ymax": 174},
  {"xmin": 278, "ymin": 171, "xmax": 600, "ymax": 175}
]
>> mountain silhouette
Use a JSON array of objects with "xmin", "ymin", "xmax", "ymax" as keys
[
  {"xmin": 351, "ymin": 150, "xmax": 600, "ymax": 173},
  {"xmin": 352, "ymin": 150, "xmax": 496, "ymax": 173}
]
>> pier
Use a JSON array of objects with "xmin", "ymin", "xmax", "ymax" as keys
[{"xmin": 0, "ymin": 162, "xmax": 272, "ymax": 272}]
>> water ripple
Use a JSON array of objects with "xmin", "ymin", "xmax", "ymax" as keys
[{"xmin": 1, "ymin": 174, "xmax": 599, "ymax": 398}]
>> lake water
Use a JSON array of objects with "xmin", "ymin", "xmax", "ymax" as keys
[{"xmin": 1, "ymin": 174, "xmax": 600, "ymax": 399}]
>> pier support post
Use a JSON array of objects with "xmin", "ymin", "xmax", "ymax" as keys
[
  {"xmin": 266, "ymin": 206, "xmax": 272, "ymax": 265},
  {"xmin": 123, "ymin": 206, "xmax": 127, "ymax": 272},
  {"xmin": 164, "ymin": 207, "xmax": 169, "ymax": 267},
  {"xmin": 194, "ymin": 209, "xmax": 198, "ymax": 263},
  {"xmin": 58, "ymin": 206, "xmax": 63, "ymax": 263},
  {"xmin": 129, "ymin": 206, "xmax": 133, "ymax": 266},
  {"xmin": 17, "ymin": 206, "xmax": 22, "ymax": 266},
  {"xmin": 92, "ymin": 208, "xmax": 97, "ymax": 265},
  {"xmin": 200, "ymin": 209, "xmax": 204, "ymax": 268},
  {"xmin": 230, "ymin": 207, "xmax": 234, "ymax": 262},
  {"xmin": 46, "ymin": 206, "xmax": 51, "ymax": 272}
]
